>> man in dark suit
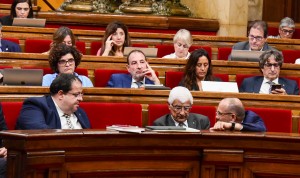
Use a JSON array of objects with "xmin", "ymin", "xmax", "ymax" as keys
[
  {"xmin": 153, "ymin": 86, "xmax": 210, "ymax": 130},
  {"xmin": 0, "ymin": 23, "xmax": 21, "ymax": 52},
  {"xmin": 107, "ymin": 49, "xmax": 160, "ymax": 88},
  {"xmin": 16, "ymin": 73, "xmax": 91, "ymax": 129},
  {"xmin": 240, "ymin": 50, "xmax": 299, "ymax": 95},
  {"xmin": 0, "ymin": 104, "xmax": 8, "ymax": 177},
  {"xmin": 210, "ymin": 98, "xmax": 266, "ymax": 132},
  {"xmin": 229, "ymin": 20, "xmax": 275, "ymax": 60}
]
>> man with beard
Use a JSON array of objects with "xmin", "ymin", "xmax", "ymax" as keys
[
  {"xmin": 152, "ymin": 86, "xmax": 210, "ymax": 130},
  {"xmin": 107, "ymin": 49, "xmax": 160, "ymax": 88},
  {"xmin": 16, "ymin": 73, "xmax": 91, "ymax": 129}
]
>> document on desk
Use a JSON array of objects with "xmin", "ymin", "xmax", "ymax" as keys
[
  {"xmin": 146, "ymin": 126, "xmax": 200, "ymax": 132},
  {"xmin": 106, "ymin": 125, "xmax": 145, "ymax": 134}
]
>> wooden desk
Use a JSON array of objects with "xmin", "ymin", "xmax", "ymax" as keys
[
  {"xmin": 0, "ymin": 87, "xmax": 299, "ymax": 132},
  {"xmin": 2, "ymin": 26, "xmax": 300, "ymax": 58},
  {"xmin": 1, "ymin": 129, "xmax": 300, "ymax": 178}
]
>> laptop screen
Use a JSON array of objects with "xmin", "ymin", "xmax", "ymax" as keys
[
  {"xmin": 12, "ymin": 18, "xmax": 46, "ymax": 28},
  {"xmin": 230, "ymin": 50, "xmax": 264, "ymax": 62},
  {"xmin": 2, "ymin": 69, "xmax": 43, "ymax": 86},
  {"xmin": 201, "ymin": 81, "xmax": 239, "ymax": 93},
  {"xmin": 124, "ymin": 47, "xmax": 158, "ymax": 58}
]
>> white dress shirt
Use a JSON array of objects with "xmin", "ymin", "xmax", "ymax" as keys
[{"xmin": 259, "ymin": 78, "xmax": 279, "ymax": 94}]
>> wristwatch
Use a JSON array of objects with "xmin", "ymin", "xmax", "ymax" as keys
[{"xmin": 230, "ymin": 122, "xmax": 235, "ymax": 131}]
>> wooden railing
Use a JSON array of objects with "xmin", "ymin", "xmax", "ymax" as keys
[
  {"xmin": 2, "ymin": 129, "xmax": 300, "ymax": 178},
  {"xmin": 0, "ymin": 86, "xmax": 299, "ymax": 132}
]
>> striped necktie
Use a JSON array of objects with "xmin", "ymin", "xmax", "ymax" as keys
[
  {"xmin": 62, "ymin": 114, "xmax": 74, "ymax": 129},
  {"xmin": 136, "ymin": 81, "xmax": 143, "ymax": 88}
]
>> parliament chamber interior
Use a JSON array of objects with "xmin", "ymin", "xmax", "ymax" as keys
[{"xmin": 1, "ymin": 0, "xmax": 300, "ymax": 177}]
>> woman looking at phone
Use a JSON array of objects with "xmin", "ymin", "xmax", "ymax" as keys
[{"xmin": 96, "ymin": 21, "xmax": 131, "ymax": 57}]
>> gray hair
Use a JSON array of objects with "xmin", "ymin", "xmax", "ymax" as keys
[
  {"xmin": 168, "ymin": 86, "xmax": 193, "ymax": 105},
  {"xmin": 221, "ymin": 98, "xmax": 245, "ymax": 122},
  {"xmin": 173, "ymin": 29, "xmax": 193, "ymax": 48},
  {"xmin": 279, "ymin": 17, "xmax": 295, "ymax": 29}
]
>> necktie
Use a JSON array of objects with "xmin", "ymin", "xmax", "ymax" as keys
[
  {"xmin": 178, "ymin": 122, "xmax": 184, "ymax": 127},
  {"xmin": 267, "ymin": 81, "xmax": 275, "ymax": 94},
  {"xmin": 63, "ymin": 114, "xmax": 74, "ymax": 129},
  {"xmin": 135, "ymin": 81, "xmax": 143, "ymax": 88}
]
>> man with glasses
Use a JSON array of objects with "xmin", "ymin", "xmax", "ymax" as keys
[
  {"xmin": 229, "ymin": 20, "xmax": 275, "ymax": 60},
  {"xmin": 210, "ymin": 98, "xmax": 266, "ymax": 132},
  {"xmin": 16, "ymin": 73, "xmax": 91, "ymax": 129},
  {"xmin": 152, "ymin": 86, "xmax": 210, "ymax": 130},
  {"xmin": 240, "ymin": 50, "xmax": 299, "ymax": 95},
  {"xmin": 0, "ymin": 23, "xmax": 21, "ymax": 52},
  {"xmin": 268, "ymin": 17, "xmax": 295, "ymax": 39}
]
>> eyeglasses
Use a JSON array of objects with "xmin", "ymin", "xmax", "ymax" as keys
[
  {"xmin": 281, "ymin": 28, "xmax": 294, "ymax": 34},
  {"xmin": 248, "ymin": 35, "xmax": 264, "ymax": 42},
  {"xmin": 216, "ymin": 111, "xmax": 233, "ymax": 116},
  {"xmin": 58, "ymin": 58, "xmax": 75, "ymax": 66},
  {"xmin": 171, "ymin": 105, "xmax": 192, "ymax": 113},
  {"xmin": 264, "ymin": 63, "xmax": 280, "ymax": 68},
  {"xmin": 68, "ymin": 92, "xmax": 84, "ymax": 98},
  {"xmin": 176, "ymin": 42, "xmax": 189, "ymax": 49}
]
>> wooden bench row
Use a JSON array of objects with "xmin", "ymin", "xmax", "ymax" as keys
[
  {"xmin": 2, "ymin": 26, "xmax": 300, "ymax": 59},
  {"xmin": 0, "ymin": 86, "xmax": 299, "ymax": 133}
]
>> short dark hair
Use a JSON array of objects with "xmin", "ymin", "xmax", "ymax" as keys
[
  {"xmin": 126, "ymin": 49, "xmax": 147, "ymax": 64},
  {"xmin": 11, "ymin": 0, "xmax": 33, "ymax": 18},
  {"xmin": 258, "ymin": 50, "xmax": 283, "ymax": 69},
  {"xmin": 248, "ymin": 20, "xmax": 268, "ymax": 38},
  {"xmin": 48, "ymin": 43, "xmax": 82, "ymax": 73},
  {"xmin": 50, "ymin": 73, "xmax": 82, "ymax": 95}
]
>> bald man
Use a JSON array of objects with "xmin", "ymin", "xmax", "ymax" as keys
[{"xmin": 210, "ymin": 98, "xmax": 266, "ymax": 132}]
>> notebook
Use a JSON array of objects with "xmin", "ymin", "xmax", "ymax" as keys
[
  {"xmin": 124, "ymin": 47, "xmax": 158, "ymax": 58},
  {"xmin": 12, "ymin": 18, "xmax": 46, "ymax": 28},
  {"xmin": 230, "ymin": 50, "xmax": 264, "ymax": 62},
  {"xmin": 2, "ymin": 69, "xmax": 43, "ymax": 86},
  {"xmin": 201, "ymin": 81, "xmax": 239, "ymax": 93}
]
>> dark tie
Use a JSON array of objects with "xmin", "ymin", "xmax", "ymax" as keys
[
  {"xmin": 62, "ymin": 114, "xmax": 74, "ymax": 129},
  {"xmin": 267, "ymin": 81, "xmax": 275, "ymax": 94},
  {"xmin": 178, "ymin": 122, "xmax": 184, "ymax": 127},
  {"xmin": 135, "ymin": 81, "xmax": 143, "ymax": 88}
]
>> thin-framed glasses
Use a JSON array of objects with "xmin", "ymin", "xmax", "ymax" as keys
[
  {"xmin": 248, "ymin": 35, "xmax": 264, "ymax": 42},
  {"xmin": 281, "ymin": 28, "xmax": 294, "ymax": 34},
  {"xmin": 264, "ymin": 63, "xmax": 279, "ymax": 68},
  {"xmin": 58, "ymin": 58, "xmax": 75, "ymax": 66},
  {"xmin": 171, "ymin": 105, "xmax": 192, "ymax": 113},
  {"xmin": 68, "ymin": 92, "xmax": 84, "ymax": 98},
  {"xmin": 216, "ymin": 111, "xmax": 232, "ymax": 116}
]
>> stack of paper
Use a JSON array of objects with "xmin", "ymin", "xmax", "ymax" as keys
[{"xmin": 106, "ymin": 125, "xmax": 145, "ymax": 134}]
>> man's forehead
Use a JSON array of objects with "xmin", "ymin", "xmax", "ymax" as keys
[
  {"xmin": 128, "ymin": 52, "xmax": 146, "ymax": 62},
  {"xmin": 249, "ymin": 27, "xmax": 264, "ymax": 36}
]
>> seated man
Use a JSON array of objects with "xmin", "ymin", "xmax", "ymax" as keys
[
  {"xmin": 268, "ymin": 17, "xmax": 295, "ymax": 39},
  {"xmin": 210, "ymin": 98, "xmax": 266, "ymax": 132},
  {"xmin": 107, "ymin": 49, "xmax": 160, "ymax": 88},
  {"xmin": 0, "ymin": 23, "xmax": 21, "ymax": 52},
  {"xmin": 153, "ymin": 86, "xmax": 210, "ymax": 130},
  {"xmin": 0, "ymin": 103, "xmax": 8, "ymax": 177},
  {"xmin": 16, "ymin": 73, "xmax": 91, "ymax": 129},
  {"xmin": 240, "ymin": 50, "xmax": 299, "ymax": 95},
  {"xmin": 229, "ymin": 20, "xmax": 275, "ymax": 60}
]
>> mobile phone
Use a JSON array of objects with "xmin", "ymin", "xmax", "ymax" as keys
[{"xmin": 271, "ymin": 84, "xmax": 282, "ymax": 91}]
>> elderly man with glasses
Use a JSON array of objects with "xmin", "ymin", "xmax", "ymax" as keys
[
  {"xmin": 210, "ymin": 98, "xmax": 266, "ymax": 132},
  {"xmin": 229, "ymin": 20, "xmax": 275, "ymax": 60},
  {"xmin": 152, "ymin": 86, "xmax": 210, "ymax": 130},
  {"xmin": 268, "ymin": 17, "xmax": 295, "ymax": 39},
  {"xmin": 240, "ymin": 50, "xmax": 299, "ymax": 95}
]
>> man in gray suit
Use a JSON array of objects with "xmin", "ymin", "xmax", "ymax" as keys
[
  {"xmin": 152, "ymin": 86, "xmax": 210, "ymax": 130},
  {"xmin": 229, "ymin": 20, "xmax": 275, "ymax": 60}
]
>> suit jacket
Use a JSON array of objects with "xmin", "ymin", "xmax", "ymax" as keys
[
  {"xmin": 1, "ymin": 39, "xmax": 21, "ymax": 52},
  {"xmin": 229, "ymin": 41, "xmax": 275, "ymax": 60},
  {"xmin": 241, "ymin": 110, "xmax": 266, "ymax": 132},
  {"xmin": 153, "ymin": 113, "xmax": 210, "ymax": 130},
  {"xmin": 0, "ymin": 15, "xmax": 13, "ymax": 26},
  {"xmin": 16, "ymin": 95, "xmax": 91, "ymax": 129},
  {"xmin": 107, "ymin": 73, "xmax": 154, "ymax": 88},
  {"xmin": 240, "ymin": 76, "xmax": 299, "ymax": 95}
]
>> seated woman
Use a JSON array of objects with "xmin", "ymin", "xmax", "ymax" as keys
[
  {"xmin": 96, "ymin": 21, "xmax": 131, "ymax": 57},
  {"xmin": 0, "ymin": 0, "xmax": 33, "ymax": 26},
  {"xmin": 43, "ymin": 26, "xmax": 76, "ymax": 54},
  {"xmin": 179, "ymin": 49, "xmax": 221, "ymax": 91},
  {"xmin": 42, "ymin": 43, "xmax": 93, "ymax": 87},
  {"xmin": 163, "ymin": 29, "xmax": 193, "ymax": 59}
]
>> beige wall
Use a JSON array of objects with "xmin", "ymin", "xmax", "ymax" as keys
[{"xmin": 182, "ymin": 0, "xmax": 249, "ymax": 36}]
